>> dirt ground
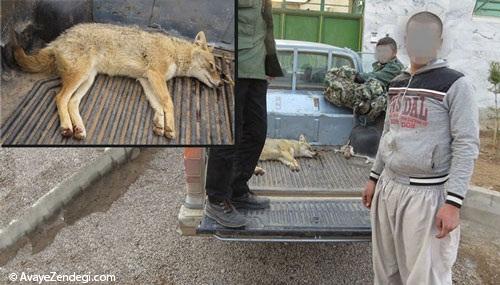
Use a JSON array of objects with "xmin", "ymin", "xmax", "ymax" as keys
[
  {"xmin": 458, "ymin": 219, "xmax": 500, "ymax": 285},
  {"xmin": 472, "ymin": 130, "xmax": 500, "ymax": 191}
]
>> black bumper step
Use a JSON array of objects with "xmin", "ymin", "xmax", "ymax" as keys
[{"xmin": 197, "ymin": 198, "xmax": 371, "ymax": 242}]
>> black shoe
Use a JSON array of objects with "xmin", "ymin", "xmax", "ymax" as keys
[
  {"xmin": 205, "ymin": 199, "xmax": 247, "ymax": 228},
  {"xmin": 231, "ymin": 191, "xmax": 270, "ymax": 210}
]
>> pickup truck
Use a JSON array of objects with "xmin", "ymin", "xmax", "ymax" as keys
[{"xmin": 179, "ymin": 40, "xmax": 384, "ymax": 242}]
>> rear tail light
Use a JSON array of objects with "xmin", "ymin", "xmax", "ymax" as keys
[{"xmin": 184, "ymin": 148, "xmax": 203, "ymax": 184}]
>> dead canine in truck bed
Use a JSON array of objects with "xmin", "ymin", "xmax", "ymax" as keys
[
  {"xmin": 255, "ymin": 135, "xmax": 318, "ymax": 174},
  {"xmin": 13, "ymin": 23, "xmax": 222, "ymax": 140}
]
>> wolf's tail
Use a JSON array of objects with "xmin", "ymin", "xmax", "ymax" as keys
[{"xmin": 12, "ymin": 35, "xmax": 56, "ymax": 74}]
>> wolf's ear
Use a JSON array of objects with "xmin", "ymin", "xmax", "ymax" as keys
[
  {"xmin": 299, "ymin": 134, "xmax": 306, "ymax": 142},
  {"xmin": 194, "ymin": 31, "xmax": 209, "ymax": 50},
  {"xmin": 194, "ymin": 31, "xmax": 207, "ymax": 43}
]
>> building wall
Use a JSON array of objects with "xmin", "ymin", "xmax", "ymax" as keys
[
  {"xmin": 271, "ymin": 0, "xmax": 351, "ymax": 13},
  {"xmin": 362, "ymin": 0, "xmax": 500, "ymax": 107}
]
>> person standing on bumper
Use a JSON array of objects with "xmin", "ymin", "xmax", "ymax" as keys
[
  {"xmin": 362, "ymin": 11, "xmax": 480, "ymax": 285},
  {"xmin": 204, "ymin": 0, "xmax": 283, "ymax": 228}
]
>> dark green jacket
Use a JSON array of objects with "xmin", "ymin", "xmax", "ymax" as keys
[
  {"xmin": 238, "ymin": 0, "xmax": 283, "ymax": 79},
  {"xmin": 359, "ymin": 57, "xmax": 404, "ymax": 88}
]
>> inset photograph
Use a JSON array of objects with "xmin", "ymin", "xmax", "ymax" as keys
[{"xmin": 1, "ymin": 0, "xmax": 234, "ymax": 145}]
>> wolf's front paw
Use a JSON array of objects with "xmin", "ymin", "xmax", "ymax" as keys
[
  {"xmin": 73, "ymin": 126, "xmax": 86, "ymax": 140},
  {"xmin": 164, "ymin": 131, "xmax": 176, "ymax": 140},
  {"xmin": 290, "ymin": 164, "xmax": 300, "ymax": 172},
  {"xmin": 164, "ymin": 124, "xmax": 175, "ymax": 140},
  {"xmin": 254, "ymin": 166, "xmax": 266, "ymax": 176},
  {"xmin": 152, "ymin": 116, "xmax": 164, "ymax": 136},
  {"xmin": 153, "ymin": 126, "xmax": 164, "ymax": 136},
  {"xmin": 60, "ymin": 127, "xmax": 73, "ymax": 137}
]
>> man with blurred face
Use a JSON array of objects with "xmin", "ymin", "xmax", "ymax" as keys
[
  {"xmin": 362, "ymin": 11, "xmax": 479, "ymax": 284},
  {"xmin": 324, "ymin": 36, "xmax": 404, "ymax": 121},
  {"xmin": 355, "ymin": 36, "xmax": 404, "ymax": 88}
]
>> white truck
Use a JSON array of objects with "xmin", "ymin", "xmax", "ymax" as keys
[{"xmin": 178, "ymin": 40, "xmax": 384, "ymax": 242}]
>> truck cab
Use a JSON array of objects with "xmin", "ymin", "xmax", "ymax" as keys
[{"xmin": 179, "ymin": 40, "xmax": 382, "ymax": 242}]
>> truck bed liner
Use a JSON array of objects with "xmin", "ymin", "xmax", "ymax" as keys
[
  {"xmin": 1, "ymin": 49, "xmax": 234, "ymax": 145},
  {"xmin": 249, "ymin": 147, "xmax": 372, "ymax": 196}
]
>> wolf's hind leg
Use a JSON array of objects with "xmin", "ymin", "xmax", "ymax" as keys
[
  {"xmin": 139, "ymin": 78, "xmax": 164, "ymax": 136},
  {"xmin": 279, "ymin": 148, "xmax": 300, "ymax": 171},
  {"xmin": 277, "ymin": 157, "xmax": 297, "ymax": 171},
  {"xmin": 146, "ymin": 71, "xmax": 176, "ymax": 139},
  {"xmin": 56, "ymin": 69, "xmax": 91, "ymax": 137},
  {"xmin": 69, "ymin": 70, "xmax": 97, "ymax": 140}
]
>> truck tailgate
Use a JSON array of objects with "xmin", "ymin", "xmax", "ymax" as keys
[
  {"xmin": 197, "ymin": 197, "xmax": 371, "ymax": 242},
  {"xmin": 1, "ymin": 49, "xmax": 234, "ymax": 145},
  {"xmin": 197, "ymin": 147, "xmax": 373, "ymax": 241}
]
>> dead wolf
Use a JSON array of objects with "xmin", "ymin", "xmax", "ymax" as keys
[
  {"xmin": 13, "ymin": 23, "xmax": 223, "ymax": 140},
  {"xmin": 255, "ymin": 135, "xmax": 317, "ymax": 173}
]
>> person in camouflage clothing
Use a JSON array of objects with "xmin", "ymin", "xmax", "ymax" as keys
[
  {"xmin": 325, "ymin": 66, "xmax": 386, "ymax": 120},
  {"xmin": 324, "ymin": 37, "xmax": 404, "ymax": 121}
]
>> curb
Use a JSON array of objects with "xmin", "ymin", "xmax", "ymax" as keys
[
  {"xmin": 0, "ymin": 147, "xmax": 140, "ymax": 250},
  {"xmin": 462, "ymin": 185, "xmax": 500, "ymax": 230}
]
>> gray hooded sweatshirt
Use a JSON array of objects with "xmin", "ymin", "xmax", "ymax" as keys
[{"xmin": 369, "ymin": 59, "xmax": 480, "ymax": 208}]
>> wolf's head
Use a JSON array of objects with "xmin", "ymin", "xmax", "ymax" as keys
[
  {"xmin": 188, "ymin": 31, "xmax": 222, "ymax": 88},
  {"xmin": 297, "ymin": 134, "xmax": 317, "ymax": 158}
]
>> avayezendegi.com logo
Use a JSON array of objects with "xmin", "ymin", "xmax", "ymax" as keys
[{"xmin": 7, "ymin": 271, "xmax": 116, "ymax": 283}]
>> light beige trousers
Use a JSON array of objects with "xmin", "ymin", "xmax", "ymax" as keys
[{"xmin": 371, "ymin": 169, "xmax": 460, "ymax": 285}]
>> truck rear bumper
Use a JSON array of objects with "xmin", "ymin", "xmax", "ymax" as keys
[{"xmin": 196, "ymin": 197, "xmax": 371, "ymax": 242}]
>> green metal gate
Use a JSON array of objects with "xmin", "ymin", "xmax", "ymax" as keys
[{"xmin": 272, "ymin": 1, "xmax": 363, "ymax": 51}]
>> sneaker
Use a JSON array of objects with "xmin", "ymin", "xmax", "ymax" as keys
[
  {"xmin": 231, "ymin": 191, "xmax": 270, "ymax": 210},
  {"xmin": 205, "ymin": 199, "xmax": 247, "ymax": 228}
]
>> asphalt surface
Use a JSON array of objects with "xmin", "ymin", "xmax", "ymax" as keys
[
  {"xmin": 1, "ymin": 148, "xmax": 498, "ymax": 284},
  {"xmin": 0, "ymin": 147, "xmax": 105, "ymax": 229}
]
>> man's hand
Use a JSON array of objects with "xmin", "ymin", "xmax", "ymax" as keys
[
  {"xmin": 435, "ymin": 204, "xmax": 460, "ymax": 239},
  {"xmin": 362, "ymin": 180, "xmax": 376, "ymax": 208}
]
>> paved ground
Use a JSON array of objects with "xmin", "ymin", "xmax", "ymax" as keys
[
  {"xmin": 0, "ymin": 147, "xmax": 105, "ymax": 228},
  {"xmin": 1, "ymin": 148, "xmax": 498, "ymax": 284}
]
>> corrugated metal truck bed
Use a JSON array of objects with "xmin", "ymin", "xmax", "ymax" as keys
[
  {"xmin": 249, "ymin": 146, "xmax": 372, "ymax": 196},
  {"xmin": 1, "ymin": 49, "xmax": 234, "ymax": 145}
]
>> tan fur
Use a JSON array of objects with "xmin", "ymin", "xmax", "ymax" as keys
[
  {"xmin": 13, "ymin": 23, "xmax": 222, "ymax": 140},
  {"xmin": 255, "ymin": 135, "xmax": 317, "ymax": 172},
  {"xmin": 13, "ymin": 46, "xmax": 56, "ymax": 73}
]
